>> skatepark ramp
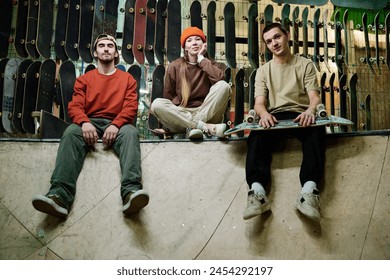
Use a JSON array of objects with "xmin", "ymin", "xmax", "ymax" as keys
[{"xmin": 0, "ymin": 134, "xmax": 389, "ymax": 260}]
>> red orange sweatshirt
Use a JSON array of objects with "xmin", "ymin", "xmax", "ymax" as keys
[{"xmin": 68, "ymin": 69, "xmax": 138, "ymax": 128}]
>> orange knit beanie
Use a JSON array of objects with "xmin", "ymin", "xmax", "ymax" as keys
[{"xmin": 180, "ymin": 27, "xmax": 206, "ymax": 48}]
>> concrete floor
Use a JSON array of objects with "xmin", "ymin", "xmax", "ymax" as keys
[{"xmin": 0, "ymin": 135, "xmax": 389, "ymax": 260}]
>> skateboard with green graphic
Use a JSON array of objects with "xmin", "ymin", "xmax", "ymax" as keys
[
  {"xmin": 2, "ymin": 58, "xmax": 23, "ymax": 134},
  {"xmin": 278, "ymin": 4, "xmax": 290, "ymax": 34},
  {"xmin": 154, "ymin": 0, "xmax": 167, "ymax": 65},
  {"xmin": 330, "ymin": 0, "xmax": 387, "ymax": 10},
  {"xmin": 79, "ymin": 0, "xmax": 95, "ymax": 63},
  {"xmin": 312, "ymin": 8, "xmax": 321, "ymax": 72},
  {"xmin": 189, "ymin": 0, "xmax": 202, "ymax": 30},
  {"xmin": 292, "ymin": 6, "xmax": 299, "ymax": 55},
  {"xmin": 225, "ymin": 106, "xmax": 353, "ymax": 137},
  {"xmin": 54, "ymin": 0, "xmax": 69, "ymax": 61},
  {"xmin": 36, "ymin": 0, "xmax": 54, "ymax": 59},
  {"xmin": 301, "ymin": 7, "xmax": 309, "ymax": 58},
  {"xmin": 206, "ymin": 1, "xmax": 216, "ymax": 60},
  {"xmin": 263, "ymin": 4, "xmax": 273, "ymax": 62},
  {"xmin": 166, "ymin": 0, "xmax": 181, "ymax": 63},
  {"xmin": 12, "ymin": 59, "xmax": 33, "ymax": 133},
  {"xmin": 122, "ymin": 0, "xmax": 136, "ymax": 64},
  {"xmin": 224, "ymin": 2, "xmax": 236, "ymax": 69},
  {"xmin": 14, "ymin": 0, "xmax": 29, "ymax": 58},
  {"xmin": 26, "ymin": 0, "xmax": 40, "ymax": 59},
  {"xmin": 333, "ymin": 10, "xmax": 343, "ymax": 75},
  {"xmin": 65, "ymin": 0, "xmax": 81, "ymax": 61}
]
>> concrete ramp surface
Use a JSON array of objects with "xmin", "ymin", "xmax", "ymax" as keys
[{"xmin": 0, "ymin": 135, "xmax": 389, "ymax": 259}]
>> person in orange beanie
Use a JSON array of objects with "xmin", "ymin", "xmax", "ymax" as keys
[{"xmin": 151, "ymin": 27, "xmax": 231, "ymax": 140}]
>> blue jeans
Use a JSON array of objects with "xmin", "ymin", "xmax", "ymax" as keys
[{"xmin": 48, "ymin": 118, "xmax": 142, "ymax": 210}]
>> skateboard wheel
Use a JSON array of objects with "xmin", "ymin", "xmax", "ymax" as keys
[
  {"xmin": 246, "ymin": 116, "xmax": 254, "ymax": 124},
  {"xmin": 137, "ymin": 44, "xmax": 143, "ymax": 50},
  {"xmin": 141, "ymin": 116, "xmax": 147, "ymax": 121},
  {"xmin": 17, "ymin": 113, "xmax": 22, "ymax": 118},
  {"xmin": 8, "ymin": 113, "xmax": 12, "ymax": 119},
  {"xmin": 100, "ymin": 5, "xmax": 104, "ymax": 11},
  {"xmin": 218, "ymin": 16, "xmax": 224, "ymax": 20},
  {"xmin": 359, "ymin": 57, "xmax": 365, "ymax": 62},
  {"xmin": 34, "ymin": 0, "xmax": 38, "ymax": 5},
  {"xmin": 126, "ymin": 44, "xmax": 132, "ymax": 50},
  {"xmin": 241, "ymin": 51, "xmax": 247, "ymax": 57},
  {"xmin": 244, "ymin": 82, "xmax": 248, "ymax": 87},
  {"xmin": 147, "ymin": 45, "xmax": 153, "ymax": 51},
  {"xmin": 139, "ymin": 8, "xmax": 145, "ymax": 14},
  {"xmin": 150, "ymin": 8, "xmax": 155, "ymax": 14},
  {"xmin": 129, "ymin": 7, "xmax": 134, "ymax": 13},
  {"xmin": 73, "ymin": 43, "xmax": 78, "ymax": 48},
  {"xmin": 31, "ymin": 40, "xmax": 35, "ymax": 45},
  {"xmin": 120, "ymin": 8, "xmax": 124, "ymax": 13},
  {"xmin": 185, "ymin": 14, "xmax": 190, "ymax": 19}
]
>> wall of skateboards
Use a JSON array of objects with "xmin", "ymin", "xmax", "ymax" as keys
[{"xmin": 0, "ymin": 0, "xmax": 389, "ymax": 140}]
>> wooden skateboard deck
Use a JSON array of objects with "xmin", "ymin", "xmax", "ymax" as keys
[{"xmin": 133, "ymin": 0, "xmax": 147, "ymax": 65}]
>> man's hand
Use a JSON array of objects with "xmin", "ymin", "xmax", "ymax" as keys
[
  {"xmin": 294, "ymin": 110, "xmax": 316, "ymax": 127},
  {"xmin": 102, "ymin": 124, "xmax": 119, "ymax": 148},
  {"xmin": 259, "ymin": 112, "xmax": 278, "ymax": 128},
  {"xmin": 82, "ymin": 122, "xmax": 98, "ymax": 146}
]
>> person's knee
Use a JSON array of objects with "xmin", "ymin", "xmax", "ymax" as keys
[
  {"xmin": 62, "ymin": 124, "xmax": 82, "ymax": 138},
  {"xmin": 150, "ymin": 98, "xmax": 165, "ymax": 115}
]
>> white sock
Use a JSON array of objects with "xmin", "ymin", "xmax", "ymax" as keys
[
  {"xmin": 197, "ymin": 121, "xmax": 205, "ymax": 130},
  {"xmin": 301, "ymin": 181, "xmax": 317, "ymax": 194},
  {"xmin": 251, "ymin": 182, "xmax": 266, "ymax": 196}
]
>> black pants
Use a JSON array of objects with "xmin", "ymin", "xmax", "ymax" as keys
[{"xmin": 245, "ymin": 112, "xmax": 325, "ymax": 189}]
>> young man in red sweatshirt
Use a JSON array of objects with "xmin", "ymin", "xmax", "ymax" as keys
[{"xmin": 32, "ymin": 34, "xmax": 149, "ymax": 219}]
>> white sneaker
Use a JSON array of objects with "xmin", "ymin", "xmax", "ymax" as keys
[
  {"xmin": 202, "ymin": 123, "xmax": 227, "ymax": 138},
  {"xmin": 243, "ymin": 190, "xmax": 271, "ymax": 220},
  {"xmin": 296, "ymin": 189, "xmax": 321, "ymax": 221},
  {"xmin": 187, "ymin": 128, "xmax": 204, "ymax": 140},
  {"xmin": 122, "ymin": 190, "xmax": 150, "ymax": 215},
  {"xmin": 32, "ymin": 194, "xmax": 68, "ymax": 219}
]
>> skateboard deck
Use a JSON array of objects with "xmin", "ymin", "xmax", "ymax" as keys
[
  {"xmin": 0, "ymin": 0, "xmax": 13, "ymax": 59},
  {"xmin": 26, "ymin": 0, "xmax": 40, "ymax": 59},
  {"xmin": 224, "ymin": 111, "xmax": 353, "ymax": 136},
  {"xmin": 14, "ymin": 0, "xmax": 29, "ymax": 58},
  {"xmin": 189, "ymin": 0, "xmax": 202, "ymax": 30},
  {"xmin": 36, "ymin": 0, "xmax": 54, "ymax": 59},
  {"xmin": 264, "ymin": 4, "xmax": 273, "ymax": 62},
  {"xmin": 59, "ymin": 60, "xmax": 76, "ymax": 123},
  {"xmin": 328, "ymin": 73, "xmax": 336, "ymax": 116},
  {"xmin": 333, "ymin": 10, "xmax": 343, "ymax": 75},
  {"xmin": 349, "ymin": 73, "xmax": 358, "ymax": 131},
  {"xmin": 166, "ymin": 0, "xmax": 181, "ymax": 63},
  {"xmin": 361, "ymin": 13, "xmax": 375, "ymax": 75},
  {"xmin": 364, "ymin": 94, "xmax": 371, "ymax": 131},
  {"xmin": 22, "ymin": 61, "xmax": 41, "ymax": 134},
  {"xmin": 36, "ymin": 59, "xmax": 56, "ymax": 114},
  {"xmin": 65, "ymin": 0, "xmax": 81, "ymax": 61},
  {"xmin": 301, "ymin": 7, "xmax": 308, "ymax": 58},
  {"xmin": 292, "ymin": 6, "xmax": 299, "ymax": 55},
  {"xmin": 322, "ymin": 9, "xmax": 331, "ymax": 72},
  {"xmin": 38, "ymin": 109, "xmax": 70, "ymax": 139},
  {"xmin": 342, "ymin": 9, "xmax": 349, "ymax": 68},
  {"xmin": 2, "ymin": 58, "xmax": 23, "ymax": 134},
  {"xmin": 133, "ymin": 0, "xmax": 147, "ymax": 65},
  {"xmin": 127, "ymin": 64, "xmax": 141, "ymax": 126},
  {"xmin": 206, "ymin": 1, "xmax": 216, "ymax": 60},
  {"xmin": 122, "ymin": 0, "xmax": 136, "ymax": 64},
  {"xmin": 91, "ymin": 0, "xmax": 104, "ymax": 47},
  {"xmin": 330, "ymin": 0, "xmax": 387, "ymax": 10},
  {"xmin": 103, "ymin": 0, "xmax": 118, "ymax": 37},
  {"xmin": 280, "ymin": 4, "xmax": 291, "ymax": 33},
  {"xmin": 78, "ymin": 0, "xmax": 95, "ymax": 63},
  {"xmin": 84, "ymin": 63, "xmax": 96, "ymax": 73},
  {"xmin": 312, "ymin": 8, "xmax": 321, "ymax": 72},
  {"xmin": 373, "ymin": 12, "xmax": 381, "ymax": 73},
  {"xmin": 154, "ymin": 0, "xmax": 167, "ymax": 65},
  {"xmin": 234, "ymin": 68, "xmax": 245, "ymax": 137},
  {"xmin": 54, "ymin": 0, "xmax": 69, "ymax": 61},
  {"xmin": 224, "ymin": 2, "xmax": 236, "ymax": 69},
  {"xmin": 145, "ymin": 0, "xmax": 156, "ymax": 66},
  {"xmin": 247, "ymin": 3, "xmax": 259, "ymax": 69},
  {"xmin": 319, "ymin": 72, "xmax": 326, "ymax": 106},
  {"xmin": 0, "ymin": 58, "xmax": 10, "ymax": 132},
  {"xmin": 148, "ymin": 64, "xmax": 165, "ymax": 131},
  {"xmin": 272, "ymin": 0, "xmax": 327, "ymax": 5},
  {"xmin": 12, "ymin": 59, "xmax": 33, "ymax": 133}
]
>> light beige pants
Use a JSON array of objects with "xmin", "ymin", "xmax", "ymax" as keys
[{"xmin": 150, "ymin": 80, "xmax": 231, "ymax": 133}]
